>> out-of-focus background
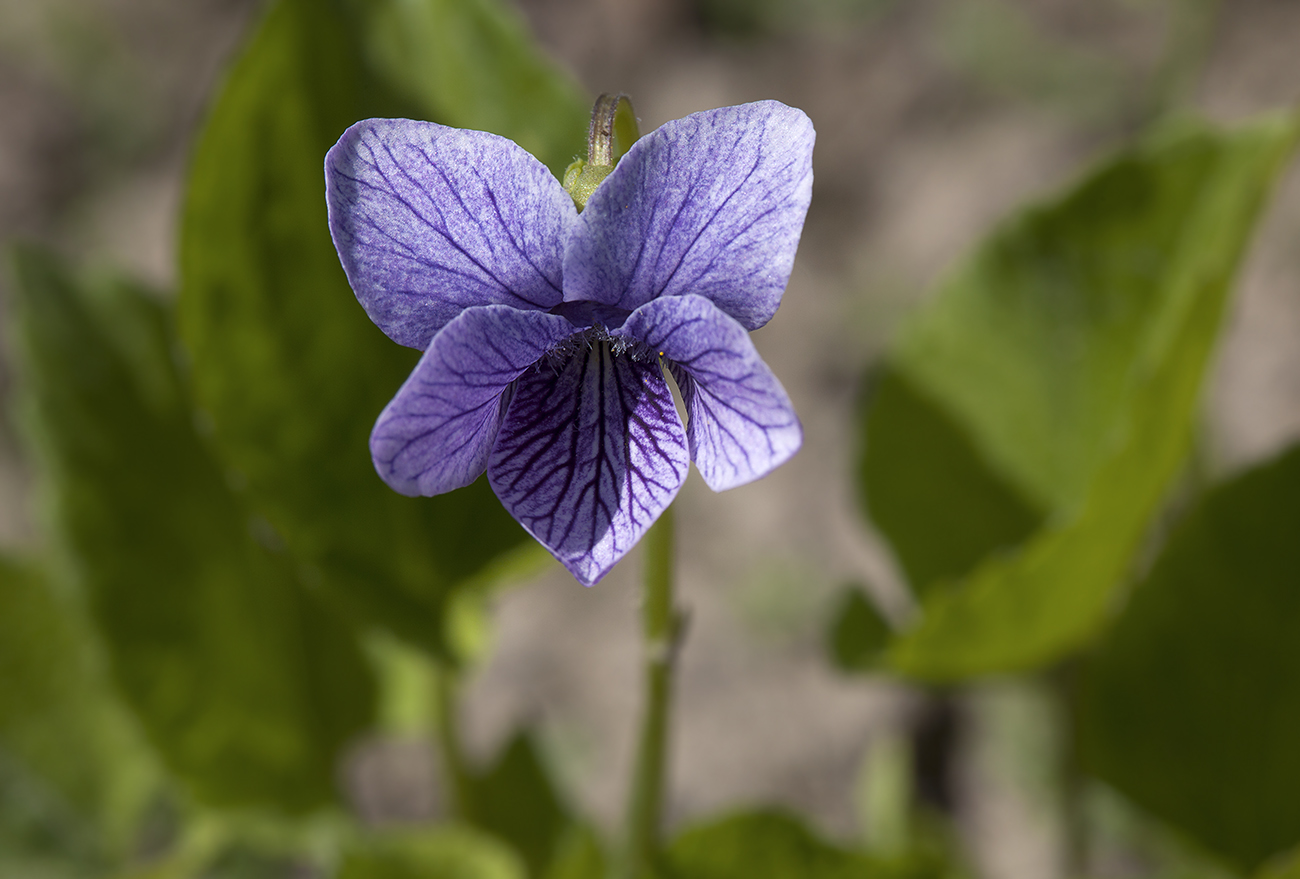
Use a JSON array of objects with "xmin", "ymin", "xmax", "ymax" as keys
[{"xmin": 2, "ymin": 1, "xmax": 1299, "ymax": 877}]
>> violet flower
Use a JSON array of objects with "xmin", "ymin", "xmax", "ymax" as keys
[{"xmin": 325, "ymin": 101, "xmax": 813, "ymax": 585}]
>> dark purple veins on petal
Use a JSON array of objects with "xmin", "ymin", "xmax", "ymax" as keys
[
  {"xmin": 618, "ymin": 294, "xmax": 801, "ymax": 491},
  {"xmin": 563, "ymin": 100, "xmax": 815, "ymax": 331},
  {"xmin": 326, "ymin": 118, "xmax": 576, "ymax": 349},
  {"xmin": 488, "ymin": 342, "xmax": 689, "ymax": 586},
  {"xmin": 370, "ymin": 306, "xmax": 579, "ymax": 497}
]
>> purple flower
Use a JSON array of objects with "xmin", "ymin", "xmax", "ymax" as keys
[{"xmin": 325, "ymin": 101, "xmax": 814, "ymax": 585}]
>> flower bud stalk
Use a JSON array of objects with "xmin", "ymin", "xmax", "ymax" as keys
[{"xmin": 564, "ymin": 93, "xmax": 640, "ymax": 211}]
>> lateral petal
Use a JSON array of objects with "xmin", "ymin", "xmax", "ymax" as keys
[
  {"xmin": 327, "ymin": 118, "xmax": 575, "ymax": 349},
  {"xmin": 371, "ymin": 305, "xmax": 578, "ymax": 496},
  {"xmin": 619, "ymin": 294, "xmax": 801, "ymax": 491},
  {"xmin": 563, "ymin": 101, "xmax": 814, "ymax": 330},
  {"xmin": 489, "ymin": 343, "xmax": 689, "ymax": 586}
]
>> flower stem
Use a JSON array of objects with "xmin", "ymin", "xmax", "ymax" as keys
[
  {"xmin": 619, "ymin": 505, "xmax": 681, "ymax": 879},
  {"xmin": 564, "ymin": 94, "xmax": 640, "ymax": 211},
  {"xmin": 588, "ymin": 93, "xmax": 639, "ymax": 167}
]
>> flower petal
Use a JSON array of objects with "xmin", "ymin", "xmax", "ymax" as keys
[
  {"xmin": 488, "ymin": 343, "xmax": 689, "ymax": 585},
  {"xmin": 371, "ymin": 305, "xmax": 578, "ymax": 496},
  {"xmin": 327, "ymin": 118, "xmax": 575, "ymax": 349},
  {"xmin": 563, "ymin": 101, "xmax": 814, "ymax": 331},
  {"xmin": 618, "ymin": 294, "xmax": 801, "ymax": 491}
]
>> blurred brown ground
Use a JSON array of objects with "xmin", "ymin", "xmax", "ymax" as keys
[{"xmin": 2, "ymin": 2, "xmax": 1299, "ymax": 877}]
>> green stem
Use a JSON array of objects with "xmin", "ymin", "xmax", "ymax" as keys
[
  {"xmin": 564, "ymin": 94, "xmax": 641, "ymax": 211},
  {"xmin": 588, "ymin": 93, "xmax": 639, "ymax": 167},
  {"xmin": 619, "ymin": 505, "xmax": 681, "ymax": 879}
]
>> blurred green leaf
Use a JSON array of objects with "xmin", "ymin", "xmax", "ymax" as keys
[
  {"xmin": 541, "ymin": 824, "xmax": 606, "ymax": 879},
  {"xmin": 1079, "ymin": 443, "xmax": 1300, "ymax": 871},
  {"xmin": 355, "ymin": 0, "xmax": 587, "ymax": 177},
  {"xmin": 0, "ymin": 557, "xmax": 157, "ymax": 866},
  {"xmin": 893, "ymin": 117, "xmax": 1296, "ymax": 513},
  {"xmin": 860, "ymin": 368, "xmax": 1042, "ymax": 598},
  {"xmin": 862, "ymin": 113, "xmax": 1299, "ymax": 680},
  {"xmin": 665, "ymin": 809, "xmax": 932, "ymax": 879},
  {"xmin": 177, "ymin": 0, "xmax": 577, "ymax": 658},
  {"xmin": 11, "ymin": 246, "xmax": 375, "ymax": 812},
  {"xmin": 1257, "ymin": 847, "xmax": 1300, "ymax": 879},
  {"xmin": 338, "ymin": 825, "xmax": 526, "ymax": 879},
  {"xmin": 825, "ymin": 584, "xmax": 892, "ymax": 673},
  {"xmin": 464, "ymin": 732, "xmax": 570, "ymax": 878}
]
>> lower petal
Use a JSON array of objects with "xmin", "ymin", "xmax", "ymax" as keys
[
  {"xmin": 618, "ymin": 294, "xmax": 801, "ymax": 491},
  {"xmin": 371, "ymin": 305, "xmax": 577, "ymax": 496},
  {"xmin": 488, "ymin": 342, "xmax": 689, "ymax": 585}
]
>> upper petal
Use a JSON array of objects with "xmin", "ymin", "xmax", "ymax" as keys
[
  {"xmin": 617, "ymin": 294, "xmax": 802, "ymax": 491},
  {"xmin": 327, "ymin": 118, "xmax": 576, "ymax": 349},
  {"xmin": 563, "ymin": 101, "xmax": 814, "ymax": 330},
  {"xmin": 488, "ymin": 343, "xmax": 689, "ymax": 586},
  {"xmin": 371, "ymin": 305, "xmax": 578, "ymax": 496}
]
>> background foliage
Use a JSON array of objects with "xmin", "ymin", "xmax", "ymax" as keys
[{"xmin": 2, "ymin": 0, "xmax": 1300, "ymax": 877}]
